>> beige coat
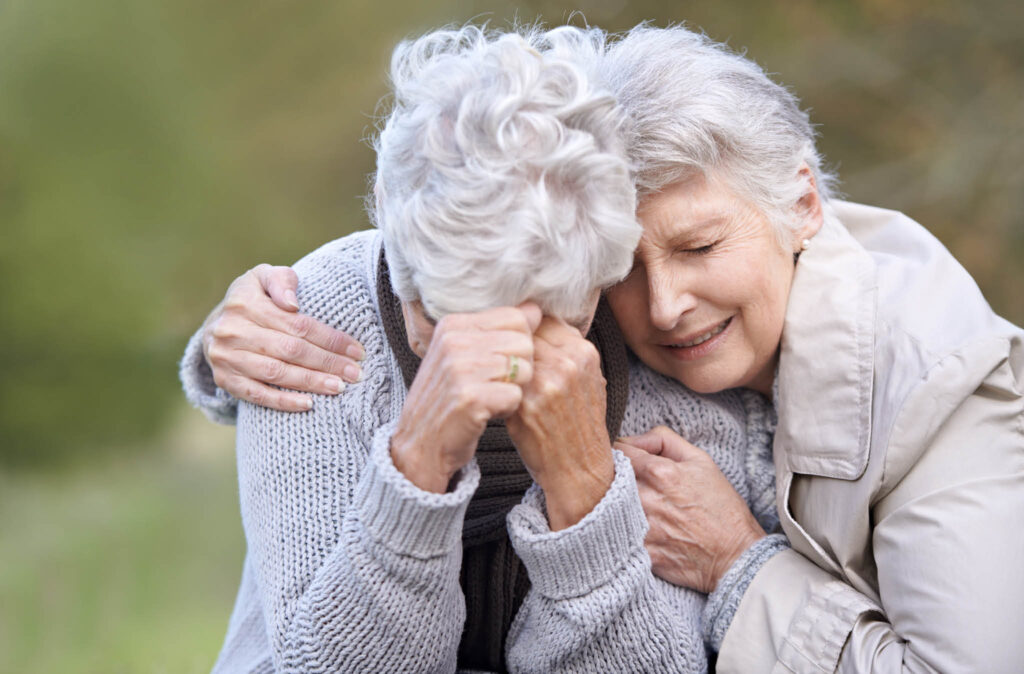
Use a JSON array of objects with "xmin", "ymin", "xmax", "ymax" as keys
[{"xmin": 717, "ymin": 201, "xmax": 1024, "ymax": 673}]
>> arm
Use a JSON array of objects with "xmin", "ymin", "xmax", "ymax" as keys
[
  {"xmin": 502, "ymin": 320, "xmax": 718, "ymax": 672},
  {"xmin": 180, "ymin": 263, "xmax": 365, "ymax": 422},
  {"xmin": 236, "ymin": 241, "xmax": 541, "ymax": 671},
  {"xmin": 238, "ymin": 402, "xmax": 477, "ymax": 673},
  {"xmin": 506, "ymin": 450, "xmax": 711, "ymax": 673},
  {"xmin": 718, "ymin": 361, "xmax": 1024, "ymax": 673}
]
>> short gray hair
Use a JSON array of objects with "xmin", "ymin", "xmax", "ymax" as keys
[
  {"xmin": 598, "ymin": 24, "xmax": 836, "ymax": 237},
  {"xmin": 369, "ymin": 25, "xmax": 640, "ymax": 322}
]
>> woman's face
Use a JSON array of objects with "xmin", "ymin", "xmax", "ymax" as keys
[{"xmin": 606, "ymin": 173, "xmax": 818, "ymax": 396}]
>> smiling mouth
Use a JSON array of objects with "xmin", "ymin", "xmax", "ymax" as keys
[{"xmin": 667, "ymin": 317, "xmax": 732, "ymax": 348}]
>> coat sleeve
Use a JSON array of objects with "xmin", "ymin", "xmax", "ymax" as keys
[{"xmin": 717, "ymin": 354, "xmax": 1024, "ymax": 674}]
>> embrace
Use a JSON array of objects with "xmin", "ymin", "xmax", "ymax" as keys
[{"xmin": 181, "ymin": 23, "xmax": 1024, "ymax": 674}]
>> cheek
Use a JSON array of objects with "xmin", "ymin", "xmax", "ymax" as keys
[
  {"xmin": 738, "ymin": 258, "xmax": 792, "ymax": 349},
  {"xmin": 606, "ymin": 279, "xmax": 649, "ymax": 334}
]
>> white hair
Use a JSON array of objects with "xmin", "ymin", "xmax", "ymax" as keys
[
  {"xmin": 369, "ymin": 25, "xmax": 640, "ymax": 323},
  {"xmin": 597, "ymin": 23, "xmax": 837, "ymax": 239}
]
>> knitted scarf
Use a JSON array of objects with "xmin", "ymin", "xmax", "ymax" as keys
[{"xmin": 376, "ymin": 251, "xmax": 629, "ymax": 672}]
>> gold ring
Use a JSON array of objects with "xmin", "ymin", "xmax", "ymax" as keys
[{"xmin": 504, "ymin": 354, "xmax": 519, "ymax": 383}]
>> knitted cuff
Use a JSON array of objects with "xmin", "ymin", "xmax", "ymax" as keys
[
  {"xmin": 180, "ymin": 328, "xmax": 238, "ymax": 425},
  {"xmin": 356, "ymin": 420, "xmax": 480, "ymax": 560},
  {"xmin": 702, "ymin": 533, "xmax": 790, "ymax": 652},
  {"xmin": 506, "ymin": 450, "xmax": 649, "ymax": 600}
]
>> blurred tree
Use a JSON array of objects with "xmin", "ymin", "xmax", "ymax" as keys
[{"xmin": 1, "ymin": 0, "xmax": 1021, "ymax": 467}]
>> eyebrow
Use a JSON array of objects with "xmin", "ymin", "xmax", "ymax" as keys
[{"xmin": 663, "ymin": 215, "xmax": 728, "ymax": 246}]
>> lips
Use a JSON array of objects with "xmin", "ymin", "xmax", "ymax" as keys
[
  {"xmin": 669, "ymin": 318, "xmax": 731, "ymax": 348},
  {"xmin": 665, "ymin": 317, "xmax": 732, "ymax": 348},
  {"xmin": 659, "ymin": 316, "xmax": 733, "ymax": 361}
]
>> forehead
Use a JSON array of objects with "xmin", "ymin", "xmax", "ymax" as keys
[{"xmin": 637, "ymin": 175, "xmax": 745, "ymax": 241}]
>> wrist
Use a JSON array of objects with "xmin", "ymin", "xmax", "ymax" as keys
[
  {"xmin": 389, "ymin": 432, "xmax": 456, "ymax": 494},
  {"xmin": 710, "ymin": 527, "xmax": 766, "ymax": 592},
  {"xmin": 539, "ymin": 452, "xmax": 615, "ymax": 530}
]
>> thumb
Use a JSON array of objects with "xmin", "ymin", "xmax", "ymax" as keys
[
  {"xmin": 616, "ymin": 429, "xmax": 667, "ymax": 456},
  {"xmin": 517, "ymin": 301, "xmax": 543, "ymax": 333},
  {"xmin": 256, "ymin": 264, "xmax": 300, "ymax": 311},
  {"xmin": 621, "ymin": 425, "xmax": 701, "ymax": 463}
]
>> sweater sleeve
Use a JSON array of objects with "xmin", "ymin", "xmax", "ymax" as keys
[
  {"xmin": 239, "ymin": 403, "xmax": 476, "ymax": 673},
  {"xmin": 235, "ymin": 233, "xmax": 473, "ymax": 673},
  {"xmin": 179, "ymin": 324, "xmax": 239, "ymax": 425},
  {"xmin": 505, "ymin": 450, "xmax": 706, "ymax": 674}
]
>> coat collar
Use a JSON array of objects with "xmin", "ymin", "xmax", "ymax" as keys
[{"xmin": 774, "ymin": 205, "xmax": 878, "ymax": 480}]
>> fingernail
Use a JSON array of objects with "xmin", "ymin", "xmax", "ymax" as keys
[
  {"xmin": 343, "ymin": 363, "xmax": 362, "ymax": 383},
  {"xmin": 301, "ymin": 397, "xmax": 313, "ymax": 410},
  {"xmin": 325, "ymin": 377, "xmax": 345, "ymax": 394},
  {"xmin": 346, "ymin": 344, "xmax": 366, "ymax": 361},
  {"xmin": 285, "ymin": 290, "xmax": 300, "ymax": 310}
]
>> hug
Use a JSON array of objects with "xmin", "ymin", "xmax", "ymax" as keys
[{"xmin": 182, "ymin": 22, "xmax": 1024, "ymax": 674}]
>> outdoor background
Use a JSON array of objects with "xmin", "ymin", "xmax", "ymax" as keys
[{"xmin": 2, "ymin": 0, "xmax": 1022, "ymax": 671}]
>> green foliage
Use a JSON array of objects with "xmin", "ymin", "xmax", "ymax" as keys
[
  {"xmin": 0, "ymin": 415, "xmax": 243, "ymax": 673},
  {"xmin": 1, "ymin": 0, "xmax": 1022, "ymax": 466}
]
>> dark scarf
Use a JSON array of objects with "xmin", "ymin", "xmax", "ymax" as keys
[{"xmin": 376, "ymin": 250, "xmax": 629, "ymax": 672}]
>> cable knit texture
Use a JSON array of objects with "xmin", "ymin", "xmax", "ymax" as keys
[{"xmin": 182, "ymin": 230, "xmax": 780, "ymax": 674}]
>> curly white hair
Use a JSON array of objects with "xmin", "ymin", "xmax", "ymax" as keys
[{"xmin": 368, "ymin": 24, "xmax": 640, "ymax": 323}]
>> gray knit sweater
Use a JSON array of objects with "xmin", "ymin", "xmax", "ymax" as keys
[{"xmin": 181, "ymin": 230, "xmax": 783, "ymax": 674}]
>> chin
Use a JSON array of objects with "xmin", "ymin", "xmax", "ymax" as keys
[{"xmin": 665, "ymin": 359, "xmax": 747, "ymax": 395}]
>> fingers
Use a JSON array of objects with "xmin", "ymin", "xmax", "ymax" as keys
[
  {"xmin": 614, "ymin": 440, "xmax": 657, "ymax": 469},
  {"xmin": 257, "ymin": 306, "xmax": 366, "ymax": 361},
  {"xmin": 241, "ymin": 264, "xmax": 365, "ymax": 361},
  {"xmin": 209, "ymin": 323, "xmax": 364, "ymax": 385},
  {"xmin": 516, "ymin": 301, "xmax": 543, "ymax": 333},
  {"xmin": 226, "ymin": 351, "xmax": 349, "ymax": 395},
  {"xmin": 618, "ymin": 425, "xmax": 702, "ymax": 462},
  {"xmin": 216, "ymin": 373, "xmax": 315, "ymax": 413},
  {"xmin": 440, "ymin": 304, "xmax": 540, "ymax": 336},
  {"xmin": 489, "ymin": 351, "xmax": 535, "ymax": 386},
  {"xmin": 477, "ymin": 381, "xmax": 525, "ymax": 419},
  {"xmin": 254, "ymin": 264, "xmax": 300, "ymax": 311},
  {"xmin": 616, "ymin": 431, "xmax": 666, "ymax": 456},
  {"xmin": 533, "ymin": 315, "xmax": 583, "ymax": 346}
]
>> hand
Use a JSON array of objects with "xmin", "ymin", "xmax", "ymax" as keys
[
  {"xmin": 391, "ymin": 304, "xmax": 542, "ymax": 493},
  {"xmin": 202, "ymin": 264, "xmax": 366, "ymax": 412},
  {"xmin": 506, "ymin": 317, "xmax": 615, "ymax": 531},
  {"xmin": 616, "ymin": 426, "xmax": 765, "ymax": 593}
]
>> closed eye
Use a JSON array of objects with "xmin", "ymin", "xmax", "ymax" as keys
[{"xmin": 680, "ymin": 242, "xmax": 716, "ymax": 256}]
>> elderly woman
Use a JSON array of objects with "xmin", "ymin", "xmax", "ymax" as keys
[
  {"xmin": 184, "ymin": 25, "xmax": 782, "ymax": 673},
  {"xmin": 195, "ymin": 23, "xmax": 1024, "ymax": 673}
]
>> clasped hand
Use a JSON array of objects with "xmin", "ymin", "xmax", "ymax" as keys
[
  {"xmin": 201, "ymin": 267, "xmax": 764, "ymax": 583},
  {"xmin": 392, "ymin": 306, "xmax": 614, "ymax": 531}
]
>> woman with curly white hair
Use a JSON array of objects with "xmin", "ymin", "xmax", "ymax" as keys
[
  {"xmin": 192, "ymin": 21, "xmax": 1024, "ymax": 674},
  {"xmin": 183, "ymin": 25, "xmax": 780, "ymax": 673}
]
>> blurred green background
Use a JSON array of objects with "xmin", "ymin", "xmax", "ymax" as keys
[{"xmin": 1, "ymin": 0, "xmax": 1021, "ymax": 671}]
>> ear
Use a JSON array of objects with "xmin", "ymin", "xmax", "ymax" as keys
[
  {"xmin": 400, "ymin": 300, "xmax": 433, "ymax": 358},
  {"xmin": 793, "ymin": 165, "xmax": 824, "ymax": 250}
]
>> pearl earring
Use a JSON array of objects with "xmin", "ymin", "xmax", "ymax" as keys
[{"xmin": 801, "ymin": 238, "xmax": 811, "ymax": 251}]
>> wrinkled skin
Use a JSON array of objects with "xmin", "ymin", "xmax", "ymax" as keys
[
  {"xmin": 390, "ymin": 303, "xmax": 540, "ymax": 493},
  {"xmin": 506, "ymin": 317, "xmax": 615, "ymax": 531},
  {"xmin": 615, "ymin": 426, "xmax": 766, "ymax": 593}
]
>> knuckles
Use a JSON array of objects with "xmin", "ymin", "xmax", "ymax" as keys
[
  {"xmin": 286, "ymin": 313, "xmax": 315, "ymax": 339},
  {"xmin": 208, "ymin": 316, "xmax": 242, "ymax": 343},
  {"xmin": 260, "ymin": 358, "xmax": 287, "ymax": 384},
  {"xmin": 646, "ymin": 461, "xmax": 679, "ymax": 488},
  {"xmin": 279, "ymin": 336, "xmax": 306, "ymax": 360}
]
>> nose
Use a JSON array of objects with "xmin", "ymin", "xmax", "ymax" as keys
[{"xmin": 647, "ymin": 264, "xmax": 698, "ymax": 332}]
